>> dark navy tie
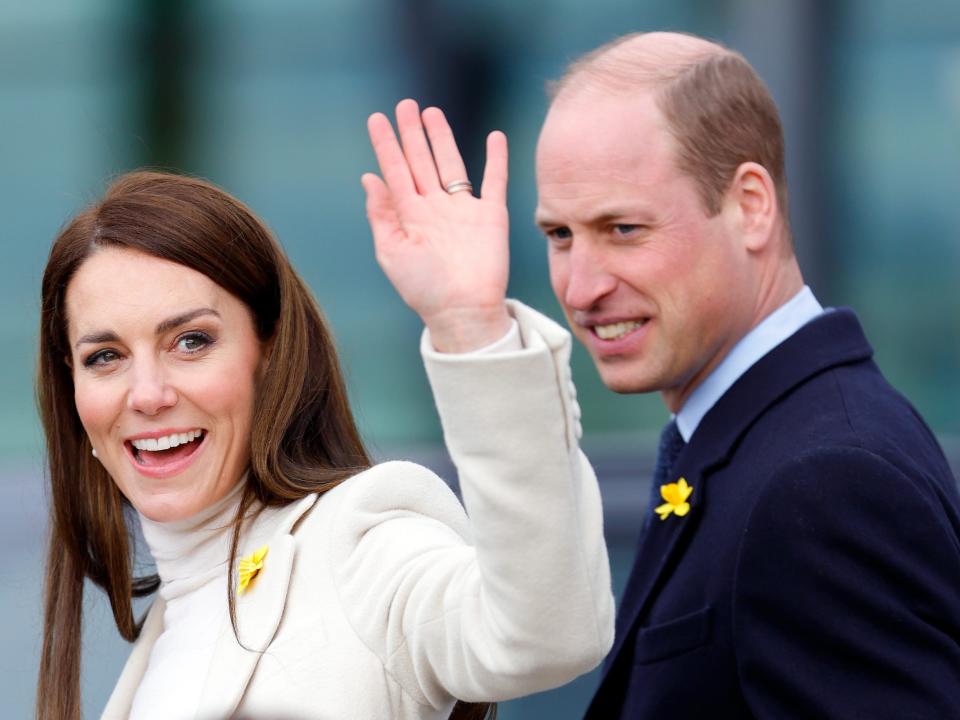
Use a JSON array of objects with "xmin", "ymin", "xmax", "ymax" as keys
[{"xmin": 640, "ymin": 419, "xmax": 686, "ymax": 536}]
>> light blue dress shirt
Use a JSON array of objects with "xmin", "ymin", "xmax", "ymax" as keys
[{"xmin": 675, "ymin": 286, "xmax": 824, "ymax": 442}]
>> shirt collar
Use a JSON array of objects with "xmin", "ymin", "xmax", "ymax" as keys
[{"xmin": 674, "ymin": 286, "xmax": 824, "ymax": 442}]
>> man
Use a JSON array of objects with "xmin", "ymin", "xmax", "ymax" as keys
[
  {"xmin": 534, "ymin": 32, "xmax": 960, "ymax": 718},
  {"xmin": 363, "ymin": 31, "xmax": 960, "ymax": 719}
]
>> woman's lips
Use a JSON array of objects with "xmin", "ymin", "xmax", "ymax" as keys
[{"xmin": 124, "ymin": 431, "xmax": 208, "ymax": 478}]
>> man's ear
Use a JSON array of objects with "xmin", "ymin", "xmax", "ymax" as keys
[{"xmin": 724, "ymin": 161, "xmax": 777, "ymax": 252}]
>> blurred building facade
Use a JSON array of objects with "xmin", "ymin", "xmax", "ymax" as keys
[{"xmin": 1, "ymin": 0, "xmax": 958, "ymax": 717}]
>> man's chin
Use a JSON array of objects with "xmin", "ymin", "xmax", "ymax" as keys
[{"xmin": 595, "ymin": 363, "xmax": 660, "ymax": 395}]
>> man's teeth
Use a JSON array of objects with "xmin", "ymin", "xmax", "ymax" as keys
[
  {"xmin": 131, "ymin": 430, "xmax": 203, "ymax": 452},
  {"xmin": 594, "ymin": 320, "xmax": 644, "ymax": 340}
]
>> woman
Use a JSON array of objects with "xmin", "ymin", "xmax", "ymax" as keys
[{"xmin": 36, "ymin": 103, "xmax": 614, "ymax": 719}]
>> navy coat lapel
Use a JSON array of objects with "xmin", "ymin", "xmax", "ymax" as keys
[
  {"xmin": 594, "ymin": 309, "xmax": 874, "ymax": 693},
  {"xmin": 604, "ymin": 450, "xmax": 703, "ymax": 673}
]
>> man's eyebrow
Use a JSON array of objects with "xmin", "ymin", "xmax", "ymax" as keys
[
  {"xmin": 74, "ymin": 308, "xmax": 221, "ymax": 349},
  {"xmin": 534, "ymin": 210, "xmax": 557, "ymax": 229},
  {"xmin": 535, "ymin": 207, "xmax": 571, "ymax": 228},
  {"xmin": 535, "ymin": 206, "xmax": 646, "ymax": 229},
  {"xmin": 75, "ymin": 331, "xmax": 119, "ymax": 348}
]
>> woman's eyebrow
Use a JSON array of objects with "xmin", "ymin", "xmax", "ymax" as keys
[
  {"xmin": 154, "ymin": 307, "xmax": 220, "ymax": 335},
  {"xmin": 74, "ymin": 308, "xmax": 221, "ymax": 349}
]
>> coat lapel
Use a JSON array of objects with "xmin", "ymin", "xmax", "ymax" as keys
[
  {"xmin": 195, "ymin": 493, "xmax": 318, "ymax": 718},
  {"xmin": 602, "ymin": 453, "xmax": 704, "ymax": 679},
  {"xmin": 100, "ymin": 598, "xmax": 166, "ymax": 719},
  {"xmin": 101, "ymin": 493, "xmax": 320, "ymax": 719},
  {"xmin": 194, "ymin": 533, "xmax": 297, "ymax": 718}
]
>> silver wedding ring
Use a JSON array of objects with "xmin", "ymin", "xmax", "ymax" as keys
[{"xmin": 445, "ymin": 180, "xmax": 473, "ymax": 195}]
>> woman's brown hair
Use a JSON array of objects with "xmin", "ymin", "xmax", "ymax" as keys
[{"xmin": 36, "ymin": 171, "xmax": 491, "ymax": 720}]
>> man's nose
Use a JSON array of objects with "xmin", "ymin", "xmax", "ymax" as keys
[
  {"xmin": 563, "ymin": 241, "xmax": 618, "ymax": 311},
  {"xmin": 126, "ymin": 360, "xmax": 177, "ymax": 415}
]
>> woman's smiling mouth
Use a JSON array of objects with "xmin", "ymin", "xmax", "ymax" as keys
[{"xmin": 125, "ymin": 429, "xmax": 208, "ymax": 476}]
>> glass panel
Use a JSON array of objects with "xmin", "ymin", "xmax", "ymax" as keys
[{"xmin": 829, "ymin": 0, "xmax": 960, "ymax": 433}]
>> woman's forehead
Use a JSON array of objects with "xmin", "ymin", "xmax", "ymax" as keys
[{"xmin": 64, "ymin": 248, "xmax": 229, "ymax": 339}]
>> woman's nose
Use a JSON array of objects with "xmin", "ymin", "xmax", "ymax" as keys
[{"xmin": 126, "ymin": 361, "xmax": 177, "ymax": 415}]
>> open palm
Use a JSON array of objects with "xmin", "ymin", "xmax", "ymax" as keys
[{"xmin": 362, "ymin": 100, "xmax": 511, "ymax": 352}]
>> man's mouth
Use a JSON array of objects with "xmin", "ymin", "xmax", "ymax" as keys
[
  {"xmin": 592, "ymin": 319, "xmax": 647, "ymax": 341},
  {"xmin": 127, "ymin": 429, "xmax": 206, "ymax": 468}
]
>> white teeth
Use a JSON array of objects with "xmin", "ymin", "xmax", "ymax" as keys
[
  {"xmin": 594, "ymin": 320, "xmax": 643, "ymax": 340},
  {"xmin": 131, "ymin": 429, "xmax": 203, "ymax": 452}
]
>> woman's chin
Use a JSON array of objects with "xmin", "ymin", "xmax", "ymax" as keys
[{"xmin": 132, "ymin": 491, "xmax": 202, "ymax": 523}]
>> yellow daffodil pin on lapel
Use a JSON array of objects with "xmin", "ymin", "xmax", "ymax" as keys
[
  {"xmin": 656, "ymin": 478, "xmax": 694, "ymax": 521},
  {"xmin": 238, "ymin": 544, "xmax": 269, "ymax": 594}
]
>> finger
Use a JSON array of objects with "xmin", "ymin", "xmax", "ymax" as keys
[
  {"xmin": 367, "ymin": 112, "xmax": 416, "ymax": 199},
  {"xmin": 480, "ymin": 130, "xmax": 508, "ymax": 205},
  {"xmin": 361, "ymin": 172, "xmax": 404, "ymax": 254},
  {"xmin": 421, "ymin": 106, "xmax": 471, "ymax": 194},
  {"xmin": 395, "ymin": 99, "xmax": 441, "ymax": 194}
]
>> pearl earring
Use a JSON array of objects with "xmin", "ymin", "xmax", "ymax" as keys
[{"xmin": 92, "ymin": 448, "xmax": 98, "ymax": 458}]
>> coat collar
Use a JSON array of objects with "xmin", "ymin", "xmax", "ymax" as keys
[
  {"xmin": 598, "ymin": 308, "xmax": 873, "ymax": 686},
  {"xmin": 101, "ymin": 493, "xmax": 319, "ymax": 719},
  {"xmin": 684, "ymin": 308, "xmax": 872, "ymax": 474}
]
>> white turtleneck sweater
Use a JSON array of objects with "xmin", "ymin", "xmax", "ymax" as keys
[{"xmin": 130, "ymin": 482, "xmax": 281, "ymax": 719}]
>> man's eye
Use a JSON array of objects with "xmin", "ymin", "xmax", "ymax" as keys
[
  {"xmin": 176, "ymin": 331, "xmax": 213, "ymax": 353},
  {"xmin": 614, "ymin": 224, "xmax": 640, "ymax": 236},
  {"xmin": 84, "ymin": 349, "xmax": 119, "ymax": 367},
  {"xmin": 546, "ymin": 227, "xmax": 572, "ymax": 242}
]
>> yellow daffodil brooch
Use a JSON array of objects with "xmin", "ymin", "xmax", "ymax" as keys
[
  {"xmin": 656, "ymin": 478, "xmax": 693, "ymax": 521},
  {"xmin": 238, "ymin": 544, "xmax": 269, "ymax": 594}
]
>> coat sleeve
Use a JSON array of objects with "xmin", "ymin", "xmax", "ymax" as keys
[
  {"xmin": 326, "ymin": 300, "xmax": 615, "ymax": 708},
  {"xmin": 732, "ymin": 446, "xmax": 960, "ymax": 719}
]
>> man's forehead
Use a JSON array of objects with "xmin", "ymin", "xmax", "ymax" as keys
[
  {"xmin": 534, "ymin": 173, "xmax": 665, "ymax": 225},
  {"xmin": 537, "ymin": 90, "xmax": 676, "ymax": 171}
]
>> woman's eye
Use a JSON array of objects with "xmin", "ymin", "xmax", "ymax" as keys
[
  {"xmin": 176, "ymin": 331, "xmax": 213, "ymax": 354},
  {"xmin": 84, "ymin": 349, "xmax": 119, "ymax": 367}
]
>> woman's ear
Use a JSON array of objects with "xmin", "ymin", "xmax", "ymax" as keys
[{"xmin": 258, "ymin": 333, "xmax": 276, "ymax": 380}]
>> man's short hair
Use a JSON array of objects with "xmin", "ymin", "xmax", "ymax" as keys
[{"xmin": 550, "ymin": 32, "xmax": 789, "ymax": 222}]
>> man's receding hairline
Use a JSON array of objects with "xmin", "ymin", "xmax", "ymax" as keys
[{"xmin": 549, "ymin": 32, "xmax": 735, "ymax": 103}]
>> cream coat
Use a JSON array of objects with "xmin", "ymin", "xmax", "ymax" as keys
[{"xmin": 102, "ymin": 301, "xmax": 615, "ymax": 719}]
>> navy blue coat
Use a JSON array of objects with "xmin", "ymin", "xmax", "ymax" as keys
[{"xmin": 585, "ymin": 309, "xmax": 960, "ymax": 719}]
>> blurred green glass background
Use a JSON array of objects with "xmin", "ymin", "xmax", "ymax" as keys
[{"xmin": 2, "ymin": 0, "xmax": 958, "ymax": 717}]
